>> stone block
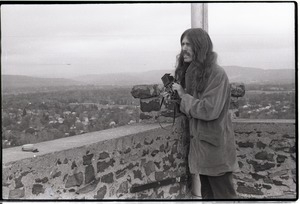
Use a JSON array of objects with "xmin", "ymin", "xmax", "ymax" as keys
[
  {"xmin": 230, "ymin": 83, "xmax": 245, "ymax": 97},
  {"xmin": 65, "ymin": 172, "xmax": 83, "ymax": 188},
  {"xmin": 71, "ymin": 161, "xmax": 77, "ymax": 169},
  {"xmin": 157, "ymin": 190, "xmax": 164, "ymax": 198},
  {"xmin": 131, "ymin": 84, "xmax": 162, "ymax": 99},
  {"xmin": 237, "ymin": 185, "xmax": 263, "ymax": 195},
  {"xmin": 254, "ymin": 151, "xmax": 274, "ymax": 161},
  {"xmin": 85, "ymin": 165, "xmax": 95, "ymax": 184},
  {"xmin": 163, "ymin": 164, "xmax": 171, "ymax": 171},
  {"xmin": 117, "ymin": 181, "xmax": 128, "ymax": 194},
  {"xmin": 140, "ymin": 112, "xmax": 155, "ymax": 120},
  {"xmin": 272, "ymin": 179, "xmax": 285, "ymax": 186},
  {"xmin": 154, "ymin": 161, "xmax": 161, "ymax": 169},
  {"xmin": 101, "ymin": 173, "xmax": 114, "ymax": 184},
  {"xmin": 140, "ymin": 97, "xmax": 161, "ymax": 112},
  {"xmin": 123, "ymin": 147, "xmax": 131, "ymax": 154},
  {"xmin": 171, "ymin": 141, "xmax": 178, "ymax": 154},
  {"xmin": 32, "ymin": 184, "xmax": 45, "ymax": 195},
  {"xmin": 77, "ymin": 178, "xmax": 100, "ymax": 194},
  {"xmin": 169, "ymin": 184, "xmax": 180, "ymax": 194},
  {"xmin": 155, "ymin": 171, "xmax": 166, "ymax": 181},
  {"xmin": 262, "ymin": 184, "xmax": 272, "ymax": 190},
  {"xmin": 97, "ymin": 159, "xmax": 115, "ymax": 173},
  {"xmin": 144, "ymin": 138, "xmax": 153, "ymax": 145},
  {"xmin": 277, "ymin": 155, "xmax": 287, "ymax": 163},
  {"xmin": 51, "ymin": 170, "xmax": 62, "ymax": 179},
  {"xmin": 250, "ymin": 173, "xmax": 265, "ymax": 181},
  {"xmin": 263, "ymin": 177, "xmax": 273, "ymax": 184},
  {"xmin": 15, "ymin": 176, "xmax": 24, "ymax": 189},
  {"xmin": 56, "ymin": 159, "xmax": 62, "ymax": 165},
  {"xmin": 133, "ymin": 169, "xmax": 143, "ymax": 180},
  {"xmin": 269, "ymin": 139, "xmax": 292, "ymax": 151},
  {"xmin": 151, "ymin": 150, "xmax": 159, "ymax": 157},
  {"xmin": 269, "ymin": 169, "xmax": 289, "ymax": 178},
  {"xmin": 256, "ymin": 141, "xmax": 267, "ymax": 149},
  {"xmin": 135, "ymin": 143, "xmax": 142, "ymax": 149},
  {"xmin": 248, "ymin": 160, "xmax": 276, "ymax": 172},
  {"xmin": 98, "ymin": 152, "xmax": 110, "ymax": 160},
  {"xmin": 63, "ymin": 158, "xmax": 68, "ymax": 164},
  {"xmin": 284, "ymin": 146, "xmax": 296, "ymax": 153},
  {"xmin": 94, "ymin": 185, "xmax": 107, "ymax": 199},
  {"xmin": 9, "ymin": 188, "xmax": 25, "ymax": 199},
  {"xmin": 237, "ymin": 141, "xmax": 254, "ymax": 148},
  {"xmin": 144, "ymin": 161, "xmax": 156, "ymax": 176},
  {"xmin": 83, "ymin": 154, "xmax": 94, "ymax": 166},
  {"xmin": 3, "ymin": 181, "xmax": 11, "ymax": 187},
  {"xmin": 230, "ymin": 97, "xmax": 239, "ymax": 109},
  {"xmin": 116, "ymin": 168, "xmax": 127, "ymax": 179},
  {"xmin": 35, "ymin": 177, "xmax": 49, "ymax": 184}
]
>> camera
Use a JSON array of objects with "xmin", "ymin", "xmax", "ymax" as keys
[{"xmin": 161, "ymin": 73, "xmax": 180, "ymax": 101}]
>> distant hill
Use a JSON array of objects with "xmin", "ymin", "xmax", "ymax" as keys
[
  {"xmin": 74, "ymin": 66, "xmax": 295, "ymax": 85},
  {"xmin": 73, "ymin": 70, "xmax": 172, "ymax": 86},
  {"xmin": 2, "ymin": 66, "xmax": 295, "ymax": 92},
  {"xmin": 2, "ymin": 75, "xmax": 84, "ymax": 89},
  {"xmin": 223, "ymin": 66, "xmax": 295, "ymax": 84}
]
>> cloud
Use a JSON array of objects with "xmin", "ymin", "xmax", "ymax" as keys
[{"xmin": 1, "ymin": 3, "xmax": 295, "ymax": 78}]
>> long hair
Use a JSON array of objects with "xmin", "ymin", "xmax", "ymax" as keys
[{"xmin": 175, "ymin": 28, "xmax": 217, "ymax": 93}]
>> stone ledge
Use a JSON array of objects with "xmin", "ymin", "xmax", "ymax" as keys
[
  {"xmin": 3, "ymin": 123, "xmax": 172, "ymax": 165},
  {"xmin": 3, "ymin": 119, "xmax": 294, "ymax": 165},
  {"xmin": 233, "ymin": 119, "xmax": 295, "ymax": 124}
]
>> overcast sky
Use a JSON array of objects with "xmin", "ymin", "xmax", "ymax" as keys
[{"xmin": 1, "ymin": 3, "xmax": 295, "ymax": 78}]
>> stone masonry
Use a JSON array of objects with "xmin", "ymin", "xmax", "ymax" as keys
[
  {"xmin": 233, "ymin": 121, "xmax": 296, "ymax": 199},
  {"xmin": 131, "ymin": 83, "xmax": 245, "ymax": 121},
  {"xmin": 2, "ymin": 122, "xmax": 190, "ymax": 199}
]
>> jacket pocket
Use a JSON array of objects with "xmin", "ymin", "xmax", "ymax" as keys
[
  {"xmin": 198, "ymin": 132, "xmax": 220, "ymax": 147},
  {"xmin": 190, "ymin": 118, "xmax": 223, "ymax": 147},
  {"xmin": 189, "ymin": 137, "xmax": 225, "ymax": 168}
]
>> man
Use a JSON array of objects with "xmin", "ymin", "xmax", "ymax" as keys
[{"xmin": 172, "ymin": 28, "xmax": 239, "ymax": 199}]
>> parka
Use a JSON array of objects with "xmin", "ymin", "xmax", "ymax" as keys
[{"xmin": 180, "ymin": 64, "xmax": 239, "ymax": 176}]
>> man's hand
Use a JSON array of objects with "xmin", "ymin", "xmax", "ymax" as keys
[{"xmin": 172, "ymin": 83, "xmax": 186, "ymax": 98}]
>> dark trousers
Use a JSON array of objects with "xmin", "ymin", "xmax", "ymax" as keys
[{"xmin": 199, "ymin": 172, "xmax": 237, "ymax": 199}]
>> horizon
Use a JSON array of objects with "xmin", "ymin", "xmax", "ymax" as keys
[
  {"xmin": 1, "ymin": 64, "xmax": 295, "ymax": 79},
  {"xmin": 1, "ymin": 3, "xmax": 295, "ymax": 78}
]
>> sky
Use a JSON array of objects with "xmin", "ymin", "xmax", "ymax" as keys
[{"xmin": 1, "ymin": 2, "xmax": 295, "ymax": 78}]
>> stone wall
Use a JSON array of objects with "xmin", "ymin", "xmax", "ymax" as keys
[
  {"xmin": 2, "ymin": 122, "xmax": 190, "ymax": 200},
  {"xmin": 2, "ymin": 120, "xmax": 296, "ymax": 200},
  {"xmin": 233, "ymin": 120, "xmax": 296, "ymax": 199},
  {"xmin": 131, "ymin": 83, "xmax": 245, "ymax": 121}
]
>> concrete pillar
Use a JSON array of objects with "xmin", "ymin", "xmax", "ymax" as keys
[
  {"xmin": 190, "ymin": 3, "xmax": 208, "ymax": 198},
  {"xmin": 191, "ymin": 3, "xmax": 208, "ymax": 31}
]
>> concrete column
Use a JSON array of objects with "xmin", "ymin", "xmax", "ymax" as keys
[
  {"xmin": 191, "ymin": 3, "xmax": 208, "ymax": 31},
  {"xmin": 190, "ymin": 3, "xmax": 208, "ymax": 198}
]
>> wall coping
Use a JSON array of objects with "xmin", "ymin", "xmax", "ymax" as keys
[
  {"xmin": 2, "ymin": 123, "xmax": 171, "ymax": 165},
  {"xmin": 233, "ymin": 119, "xmax": 295, "ymax": 124},
  {"xmin": 3, "ymin": 119, "xmax": 295, "ymax": 165}
]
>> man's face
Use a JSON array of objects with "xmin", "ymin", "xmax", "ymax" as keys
[{"xmin": 181, "ymin": 36, "xmax": 194, "ymax": 63}]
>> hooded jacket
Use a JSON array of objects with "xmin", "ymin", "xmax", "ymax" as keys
[{"xmin": 180, "ymin": 64, "xmax": 238, "ymax": 176}]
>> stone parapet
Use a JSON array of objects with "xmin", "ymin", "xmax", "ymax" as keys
[
  {"xmin": 131, "ymin": 83, "xmax": 245, "ymax": 121},
  {"xmin": 3, "ymin": 120, "xmax": 190, "ymax": 199},
  {"xmin": 232, "ymin": 119, "xmax": 296, "ymax": 199},
  {"xmin": 131, "ymin": 84, "xmax": 163, "ymax": 99},
  {"xmin": 2, "ymin": 119, "xmax": 296, "ymax": 200},
  {"xmin": 230, "ymin": 83, "xmax": 246, "ymax": 98}
]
